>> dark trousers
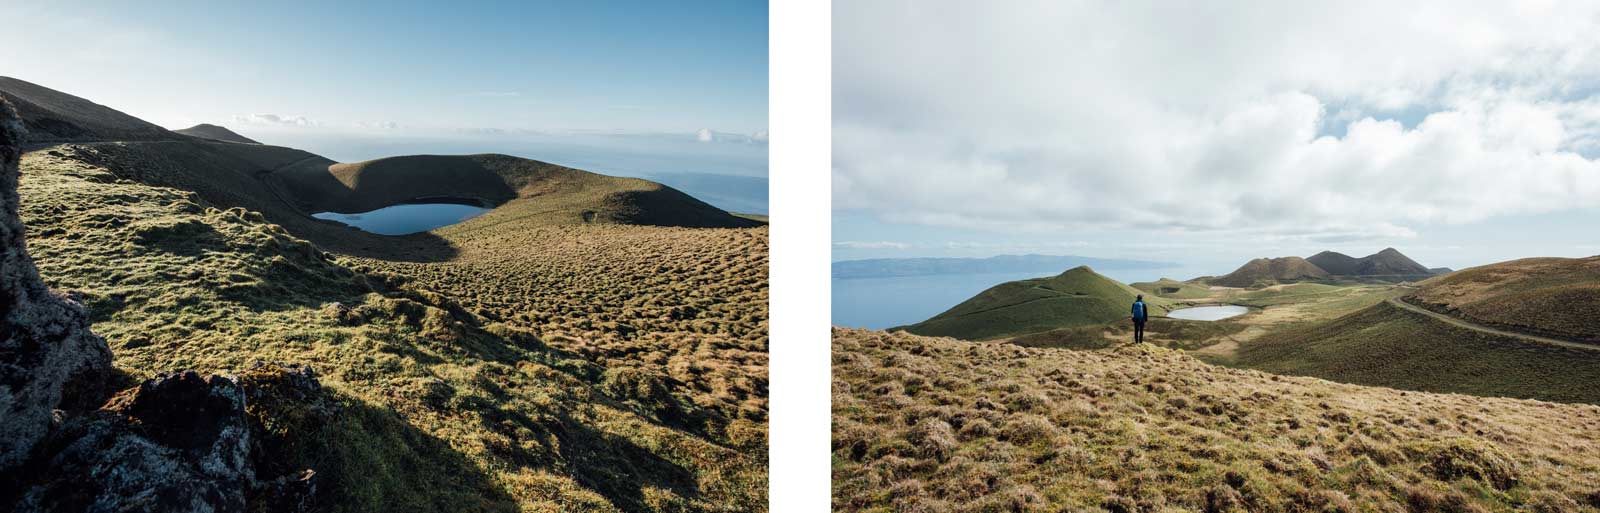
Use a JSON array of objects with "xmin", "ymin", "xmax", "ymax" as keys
[{"xmin": 1133, "ymin": 320, "xmax": 1145, "ymax": 343}]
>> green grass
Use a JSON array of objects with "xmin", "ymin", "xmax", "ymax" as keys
[
  {"xmin": 277, "ymin": 153, "xmax": 759, "ymax": 229},
  {"xmin": 1233, "ymin": 301, "xmax": 1600, "ymax": 404},
  {"xmin": 834, "ymin": 328, "xmax": 1600, "ymax": 512},
  {"xmin": 20, "ymin": 147, "xmax": 767, "ymax": 512},
  {"xmin": 897, "ymin": 267, "xmax": 1173, "ymax": 341},
  {"xmin": 1130, "ymin": 278, "xmax": 1212, "ymax": 299}
]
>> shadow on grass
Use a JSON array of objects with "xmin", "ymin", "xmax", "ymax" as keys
[
  {"xmin": 557, "ymin": 416, "xmax": 701, "ymax": 511},
  {"xmin": 281, "ymin": 390, "xmax": 520, "ymax": 513}
]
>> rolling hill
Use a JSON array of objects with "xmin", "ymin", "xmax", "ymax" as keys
[
  {"xmin": 897, "ymin": 266, "xmax": 1170, "ymax": 340},
  {"xmin": 1406, "ymin": 256, "xmax": 1600, "ymax": 343},
  {"xmin": 274, "ymin": 153, "xmax": 759, "ymax": 228},
  {"xmin": 0, "ymin": 76, "xmax": 183, "ymax": 144},
  {"xmin": 3, "ymin": 79, "xmax": 768, "ymax": 512},
  {"xmin": 1, "ymin": 79, "xmax": 757, "ymax": 263},
  {"xmin": 1208, "ymin": 256, "xmax": 1330, "ymax": 288},
  {"xmin": 1305, "ymin": 250, "xmax": 1362, "ymax": 275},
  {"xmin": 834, "ymin": 328, "xmax": 1600, "ymax": 512},
  {"xmin": 174, "ymin": 123, "xmax": 260, "ymax": 144},
  {"xmin": 1130, "ymin": 277, "xmax": 1212, "ymax": 299},
  {"xmin": 1233, "ymin": 299, "xmax": 1600, "ymax": 404},
  {"xmin": 1307, "ymin": 248, "xmax": 1434, "ymax": 277}
]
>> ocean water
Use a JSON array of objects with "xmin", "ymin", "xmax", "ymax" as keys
[
  {"xmin": 313, "ymin": 203, "xmax": 491, "ymax": 235},
  {"xmin": 832, "ymin": 265, "xmax": 1218, "ymax": 329}
]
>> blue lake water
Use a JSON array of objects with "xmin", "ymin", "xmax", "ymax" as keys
[
  {"xmin": 832, "ymin": 266, "xmax": 1218, "ymax": 329},
  {"xmin": 1166, "ymin": 305, "xmax": 1248, "ymax": 321},
  {"xmin": 313, "ymin": 203, "xmax": 491, "ymax": 235}
]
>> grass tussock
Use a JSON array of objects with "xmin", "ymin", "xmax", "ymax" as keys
[
  {"xmin": 20, "ymin": 148, "xmax": 767, "ymax": 512},
  {"xmin": 834, "ymin": 327, "xmax": 1600, "ymax": 512}
]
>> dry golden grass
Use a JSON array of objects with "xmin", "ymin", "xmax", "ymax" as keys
[
  {"xmin": 834, "ymin": 327, "xmax": 1600, "ymax": 512},
  {"xmin": 356, "ymin": 222, "xmax": 770, "ymax": 448},
  {"xmin": 1409, "ymin": 256, "xmax": 1600, "ymax": 343}
]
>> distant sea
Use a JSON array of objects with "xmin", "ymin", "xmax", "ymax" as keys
[{"xmin": 832, "ymin": 265, "xmax": 1219, "ymax": 330}]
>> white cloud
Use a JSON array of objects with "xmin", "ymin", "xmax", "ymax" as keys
[
  {"xmin": 696, "ymin": 128, "xmax": 715, "ymax": 142},
  {"xmin": 354, "ymin": 120, "xmax": 401, "ymax": 130},
  {"xmin": 469, "ymin": 91, "xmax": 521, "ymax": 98},
  {"xmin": 834, "ymin": 241, "xmax": 911, "ymax": 250},
  {"xmin": 834, "ymin": 1, "xmax": 1600, "ymax": 241},
  {"xmin": 233, "ymin": 113, "xmax": 320, "ymax": 127}
]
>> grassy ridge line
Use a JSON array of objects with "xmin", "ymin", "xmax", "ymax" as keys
[
  {"xmin": 1235, "ymin": 300, "xmax": 1600, "ymax": 404},
  {"xmin": 833, "ymin": 327, "xmax": 1600, "ymax": 512},
  {"xmin": 274, "ymin": 153, "xmax": 761, "ymax": 229}
]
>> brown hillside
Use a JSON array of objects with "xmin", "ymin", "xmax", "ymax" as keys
[
  {"xmin": 1307, "ymin": 248, "xmax": 1433, "ymax": 276},
  {"xmin": 174, "ymin": 123, "xmax": 260, "ymax": 144},
  {"xmin": 1408, "ymin": 256, "xmax": 1600, "ymax": 343},
  {"xmin": 1357, "ymin": 247, "xmax": 1431, "ymax": 275},
  {"xmin": 1210, "ymin": 256, "xmax": 1329, "ymax": 288},
  {"xmin": 1306, "ymin": 250, "xmax": 1360, "ymax": 275}
]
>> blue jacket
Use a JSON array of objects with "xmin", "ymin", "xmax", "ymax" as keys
[{"xmin": 1131, "ymin": 301, "xmax": 1147, "ymax": 322}]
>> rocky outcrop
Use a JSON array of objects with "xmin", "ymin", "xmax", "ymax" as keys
[
  {"xmin": 7, "ymin": 364, "xmax": 327, "ymax": 513},
  {"xmin": 0, "ymin": 96, "xmax": 114, "ymax": 472},
  {"xmin": 15, "ymin": 371, "xmax": 254, "ymax": 512}
]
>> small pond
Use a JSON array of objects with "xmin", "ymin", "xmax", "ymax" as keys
[
  {"xmin": 1166, "ymin": 305, "xmax": 1249, "ymax": 321},
  {"xmin": 313, "ymin": 202, "xmax": 491, "ymax": 235}
]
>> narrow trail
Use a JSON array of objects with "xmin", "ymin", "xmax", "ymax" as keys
[{"xmin": 1387, "ymin": 297, "xmax": 1600, "ymax": 352}]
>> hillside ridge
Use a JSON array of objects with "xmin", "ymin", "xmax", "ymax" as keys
[{"xmin": 174, "ymin": 123, "xmax": 260, "ymax": 144}]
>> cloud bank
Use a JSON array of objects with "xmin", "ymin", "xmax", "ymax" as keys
[
  {"xmin": 834, "ymin": 1, "xmax": 1600, "ymax": 240},
  {"xmin": 233, "ymin": 113, "xmax": 320, "ymax": 127}
]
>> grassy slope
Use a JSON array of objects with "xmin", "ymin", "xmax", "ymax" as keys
[
  {"xmin": 1209, "ymin": 257, "xmax": 1330, "ymax": 288},
  {"xmin": 277, "ymin": 153, "xmax": 761, "ymax": 228},
  {"xmin": 833, "ymin": 328, "xmax": 1600, "ymax": 512},
  {"xmin": 20, "ymin": 149, "xmax": 766, "ymax": 512},
  {"xmin": 0, "ymin": 76, "xmax": 183, "ymax": 144},
  {"xmin": 173, "ymin": 123, "xmax": 261, "ymax": 144},
  {"xmin": 1130, "ymin": 278, "xmax": 1212, "ymax": 300},
  {"xmin": 899, "ymin": 267, "xmax": 1172, "ymax": 341},
  {"xmin": 1234, "ymin": 301, "xmax": 1600, "ymax": 404},
  {"xmin": 1408, "ymin": 256, "xmax": 1600, "ymax": 343}
]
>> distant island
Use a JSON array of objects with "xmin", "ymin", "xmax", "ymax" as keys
[{"xmin": 832, "ymin": 253, "xmax": 1179, "ymax": 279}]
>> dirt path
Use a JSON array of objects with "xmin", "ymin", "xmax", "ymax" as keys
[{"xmin": 1387, "ymin": 298, "xmax": 1600, "ymax": 352}]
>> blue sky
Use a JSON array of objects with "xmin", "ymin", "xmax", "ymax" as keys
[
  {"xmin": 834, "ymin": 1, "xmax": 1600, "ymax": 275},
  {"xmin": 2, "ymin": 2, "xmax": 769, "ymax": 212},
  {"xmin": 3, "ymin": 0, "xmax": 767, "ymax": 134}
]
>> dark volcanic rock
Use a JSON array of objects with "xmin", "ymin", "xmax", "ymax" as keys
[
  {"xmin": 0, "ymin": 97, "xmax": 114, "ymax": 472},
  {"xmin": 15, "ymin": 372, "xmax": 254, "ymax": 513},
  {"xmin": 11, "ymin": 365, "xmax": 325, "ymax": 513}
]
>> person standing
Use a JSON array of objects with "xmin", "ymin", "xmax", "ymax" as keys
[{"xmin": 1131, "ymin": 295, "xmax": 1149, "ymax": 344}]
